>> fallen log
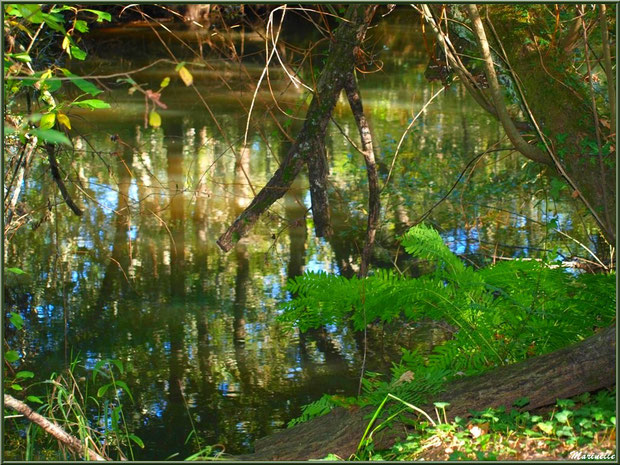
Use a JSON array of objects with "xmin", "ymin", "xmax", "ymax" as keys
[
  {"xmin": 4, "ymin": 394, "xmax": 108, "ymax": 461},
  {"xmin": 236, "ymin": 325, "xmax": 615, "ymax": 460}
]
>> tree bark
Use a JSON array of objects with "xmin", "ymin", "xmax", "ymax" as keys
[
  {"xmin": 217, "ymin": 5, "xmax": 377, "ymax": 252},
  {"xmin": 466, "ymin": 4, "xmax": 550, "ymax": 166},
  {"xmin": 46, "ymin": 143, "xmax": 83, "ymax": 216},
  {"xmin": 344, "ymin": 72, "xmax": 380, "ymax": 278},
  {"xmin": 236, "ymin": 325, "xmax": 615, "ymax": 460},
  {"xmin": 4, "ymin": 394, "xmax": 108, "ymax": 461}
]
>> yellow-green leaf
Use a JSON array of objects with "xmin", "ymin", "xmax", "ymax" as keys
[
  {"xmin": 57, "ymin": 113, "xmax": 71, "ymax": 129},
  {"xmin": 39, "ymin": 112, "xmax": 56, "ymax": 129},
  {"xmin": 5, "ymin": 350, "xmax": 20, "ymax": 362},
  {"xmin": 62, "ymin": 35, "xmax": 70, "ymax": 51},
  {"xmin": 149, "ymin": 110, "xmax": 162, "ymax": 128},
  {"xmin": 160, "ymin": 76, "xmax": 170, "ymax": 89},
  {"xmin": 178, "ymin": 66, "xmax": 193, "ymax": 86}
]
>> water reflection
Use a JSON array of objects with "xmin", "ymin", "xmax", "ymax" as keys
[{"xmin": 4, "ymin": 11, "xmax": 603, "ymax": 460}]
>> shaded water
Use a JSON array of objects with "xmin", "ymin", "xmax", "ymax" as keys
[{"xmin": 4, "ymin": 11, "xmax": 600, "ymax": 459}]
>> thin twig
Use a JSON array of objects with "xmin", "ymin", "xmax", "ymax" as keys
[{"xmin": 382, "ymin": 86, "xmax": 446, "ymax": 192}]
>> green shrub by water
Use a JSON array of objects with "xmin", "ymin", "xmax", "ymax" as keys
[{"xmin": 282, "ymin": 224, "xmax": 615, "ymax": 424}]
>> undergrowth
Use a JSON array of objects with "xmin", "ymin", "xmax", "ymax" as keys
[
  {"xmin": 281, "ymin": 224, "xmax": 615, "ymax": 427},
  {"xmin": 361, "ymin": 388, "xmax": 617, "ymax": 461}
]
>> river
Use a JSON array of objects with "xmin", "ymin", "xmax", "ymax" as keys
[{"xmin": 4, "ymin": 9, "xmax": 600, "ymax": 459}]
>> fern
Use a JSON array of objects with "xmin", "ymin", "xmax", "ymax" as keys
[
  {"xmin": 278, "ymin": 224, "xmax": 616, "ymax": 419},
  {"xmin": 287, "ymin": 394, "xmax": 338, "ymax": 427}
]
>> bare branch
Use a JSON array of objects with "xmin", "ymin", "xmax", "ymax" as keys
[
  {"xmin": 4, "ymin": 394, "xmax": 108, "ymax": 461},
  {"xmin": 46, "ymin": 144, "xmax": 83, "ymax": 217}
]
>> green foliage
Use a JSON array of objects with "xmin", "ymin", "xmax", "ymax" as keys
[
  {"xmin": 4, "ymin": 307, "xmax": 140, "ymax": 460},
  {"xmin": 380, "ymin": 388, "xmax": 616, "ymax": 461},
  {"xmin": 288, "ymin": 394, "xmax": 340, "ymax": 428},
  {"xmin": 280, "ymin": 225, "xmax": 615, "ymax": 424},
  {"xmin": 3, "ymin": 4, "xmax": 110, "ymax": 147}
]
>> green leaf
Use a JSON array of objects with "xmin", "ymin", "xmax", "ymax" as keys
[
  {"xmin": 92, "ymin": 361, "xmax": 109, "ymax": 382},
  {"xmin": 536, "ymin": 421, "xmax": 554, "ymax": 435},
  {"xmin": 97, "ymin": 383, "xmax": 111, "ymax": 398},
  {"xmin": 160, "ymin": 76, "xmax": 170, "ymax": 88},
  {"xmin": 555, "ymin": 410, "xmax": 573, "ymax": 423},
  {"xmin": 114, "ymin": 380, "xmax": 134, "ymax": 402},
  {"xmin": 6, "ymin": 267, "xmax": 25, "ymax": 274},
  {"xmin": 71, "ymin": 99, "xmax": 110, "ymax": 109},
  {"xmin": 129, "ymin": 434, "xmax": 145, "ymax": 448},
  {"xmin": 116, "ymin": 76, "xmax": 137, "ymax": 86},
  {"xmin": 16, "ymin": 370, "xmax": 35, "ymax": 379},
  {"xmin": 513, "ymin": 397, "xmax": 530, "ymax": 408},
  {"xmin": 74, "ymin": 20, "xmax": 89, "ymax": 33},
  {"xmin": 26, "ymin": 395, "xmax": 44, "ymax": 404},
  {"xmin": 556, "ymin": 398, "xmax": 576, "ymax": 409},
  {"xmin": 59, "ymin": 68, "xmax": 102, "ymax": 96},
  {"xmin": 110, "ymin": 359, "xmax": 124, "ymax": 374},
  {"xmin": 9, "ymin": 312, "xmax": 24, "ymax": 330},
  {"xmin": 83, "ymin": 9, "xmax": 111, "ymax": 22},
  {"xmin": 41, "ymin": 13, "xmax": 66, "ymax": 33},
  {"xmin": 70, "ymin": 46, "xmax": 87, "ymax": 60},
  {"xmin": 174, "ymin": 61, "xmax": 186, "ymax": 72},
  {"xmin": 112, "ymin": 405, "xmax": 120, "ymax": 427},
  {"xmin": 149, "ymin": 110, "xmax": 162, "ymax": 128},
  {"xmin": 5, "ymin": 350, "xmax": 20, "ymax": 363},
  {"xmin": 18, "ymin": 5, "xmax": 45, "ymax": 23},
  {"xmin": 11, "ymin": 52, "xmax": 32, "ymax": 63},
  {"xmin": 30, "ymin": 129, "xmax": 71, "ymax": 145},
  {"xmin": 39, "ymin": 112, "xmax": 56, "ymax": 129},
  {"xmin": 11, "ymin": 384, "xmax": 23, "ymax": 391}
]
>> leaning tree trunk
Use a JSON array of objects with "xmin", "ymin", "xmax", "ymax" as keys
[
  {"xmin": 217, "ymin": 5, "xmax": 377, "ymax": 252},
  {"xmin": 3, "ymin": 394, "xmax": 108, "ymax": 461},
  {"xmin": 236, "ymin": 325, "xmax": 615, "ymax": 460}
]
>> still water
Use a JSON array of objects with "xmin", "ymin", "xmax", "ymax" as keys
[{"xmin": 4, "ymin": 11, "xmax": 599, "ymax": 459}]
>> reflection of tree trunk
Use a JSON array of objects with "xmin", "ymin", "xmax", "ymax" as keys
[
  {"xmin": 233, "ymin": 147, "xmax": 252, "ymax": 216},
  {"xmin": 96, "ymin": 152, "xmax": 133, "ymax": 310},
  {"xmin": 304, "ymin": 327, "xmax": 349, "ymax": 373},
  {"xmin": 168, "ymin": 150, "xmax": 186, "ymax": 298},
  {"xmin": 393, "ymin": 195, "xmax": 411, "ymax": 237},
  {"xmin": 284, "ymin": 178, "xmax": 307, "ymax": 281},
  {"xmin": 233, "ymin": 242, "xmax": 249, "ymax": 345},
  {"xmin": 193, "ymin": 127, "xmax": 212, "ymax": 227},
  {"xmin": 233, "ymin": 240, "xmax": 254, "ymax": 393},
  {"xmin": 162, "ymin": 146, "xmax": 189, "ymax": 455},
  {"xmin": 328, "ymin": 212, "xmax": 356, "ymax": 279}
]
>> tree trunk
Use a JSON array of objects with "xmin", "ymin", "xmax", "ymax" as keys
[
  {"xmin": 236, "ymin": 325, "xmax": 615, "ymax": 460},
  {"xmin": 217, "ymin": 5, "xmax": 377, "ymax": 252},
  {"xmin": 344, "ymin": 72, "xmax": 380, "ymax": 278}
]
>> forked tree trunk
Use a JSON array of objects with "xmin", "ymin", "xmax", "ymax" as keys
[
  {"xmin": 217, "ymin": 5, "xmax": 377, "ymax": 252},
  {"xmin": 236, "ymin": 325, "xmax": 615, "ymax": 460}
]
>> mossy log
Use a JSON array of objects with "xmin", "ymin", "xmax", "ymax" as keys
[{"xmin": 236, "ymin": 325, "xmax": 615, "ymax": 460}]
